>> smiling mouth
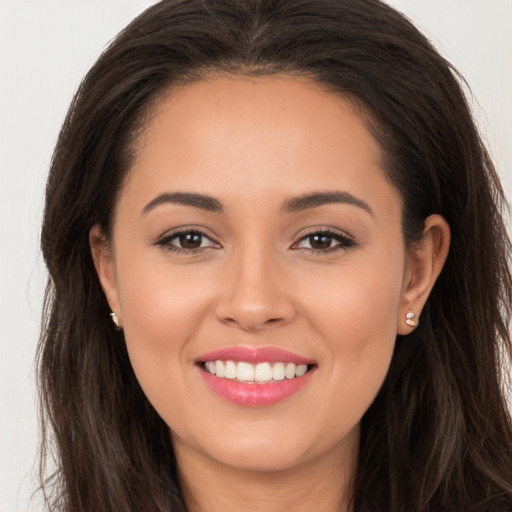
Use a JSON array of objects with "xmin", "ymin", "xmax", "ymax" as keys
[{"xmin": 199, "ymin": 360, "xmax": 315, "ymax": 383}]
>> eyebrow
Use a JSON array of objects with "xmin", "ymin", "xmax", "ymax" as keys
[
  {"xmin": 141, "ymin": 192, "xmax": 223, "ymax": 215},
  {"xmin": 282, "ymin": 191, "xmax": 373, "ymax": 216},
  {"xmin": 141, "ymin": 190, "xmax": 373, "ymax": 217}
]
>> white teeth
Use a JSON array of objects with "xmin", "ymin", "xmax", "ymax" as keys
[
  {"xmin": 285, "ymin": 363, "xmax": 296, "ymax": 379},
  {"xmin": 254, "ymin": 362, "xmax": 273, "ymax": 382},
  {"xmin": 237, "ymin": 361, "xmax": 255, "ymax": 382},
  {"xmin": 272, "ymin": 362, "xmax": 285, "ymax": 381},
  {"xmin": 296, "ymin": 364, "xmax": 308, "ymax": 377},
  {"xmin": 204, "ymin": 360, "xmax": 310, "ymax": 382},
  {"xmin": 215, "ymin": 360, "xmax": 225, "ymax": 378},
  {"xmin": 225, "ymin": 360, "xmax": 237, "ymax": 379},
  {"xmin": 205, "ymin": 361, "xmax": 216, "ymax": 375}
]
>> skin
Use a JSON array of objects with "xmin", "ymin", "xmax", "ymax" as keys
[{"xmin": 91, "ymin": 75, "xmax": 450, "ymax": 511}]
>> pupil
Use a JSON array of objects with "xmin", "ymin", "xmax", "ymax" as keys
[
  {"xmin": 310, "ymin": 234, "xmax": 331, "ymax": 249},
  {"xmin": 179, "ymin": 233, "xmax": 202, "ymax": 248}
]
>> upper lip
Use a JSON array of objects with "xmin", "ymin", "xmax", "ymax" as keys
[{"xmin": 196, "ymin": 346, "xmax": 316, "ymax": 365}]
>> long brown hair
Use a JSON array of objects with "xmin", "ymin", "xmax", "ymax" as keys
[{"xmin": 39, "ymin": 1, "xmax": 512, "ymax": 510}]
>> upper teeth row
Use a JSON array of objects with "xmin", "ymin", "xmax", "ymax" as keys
[{"xmin": 205, "ymin": 360, "xmax": 308, "ymax": 382}]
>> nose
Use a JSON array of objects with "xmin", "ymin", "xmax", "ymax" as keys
[{"xmin": 214, "ymin": 247, "xmax": 296, "ymax": 332}]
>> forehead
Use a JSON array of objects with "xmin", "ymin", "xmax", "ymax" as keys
[
  {"xmin": 121, "ymin": 75, "xmax": 397, "ymax": 215},
  {"xmin": 139, "ymin": 75, "xmax": 379, "ymax": 159}
]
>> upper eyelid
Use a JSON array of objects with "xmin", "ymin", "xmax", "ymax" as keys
[
  {"xmin": 154, "ymin": 229, "xmax": 221, "ymax": 254},
  {"xmin": 293, "ymin": 226, "xmax": 354, "ymax": 242},
  {"xmin": 156, "ymin": 227, "xmax": 219, "ymax": 243},
  {"xmin": 291, "ymin": 227, "xmax": 357, "ymax": 251}
]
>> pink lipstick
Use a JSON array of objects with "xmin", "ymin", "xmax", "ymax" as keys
[
  {"xmin": 198, "ymin": 346, "xmax": 314, "ymax": 365},
  {"xmin": 196, "ymin": 346, "xmax": 316, "ymax": 406}
]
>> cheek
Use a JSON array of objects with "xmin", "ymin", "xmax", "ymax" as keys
[
  {"xmin": 114, "ymin": 254, "xmax": 212, "ymax": 402},
  {"xmin": 303, "ymin": 250, "xmax": 404, "ymax": 345},
  {"xmin": 298, "ymin": 252, "xmax": 403, "ymax": 415},
  {"xmin": 116, "ymin": 242, "xmax": 211, "ymax": 337}
]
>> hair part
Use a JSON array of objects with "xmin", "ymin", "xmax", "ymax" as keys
[{"xmin": 39, "ymin": 1, "xmax": 512, "ymax": 510}]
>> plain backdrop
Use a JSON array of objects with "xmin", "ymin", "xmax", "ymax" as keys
[{"xmin": 1, "ymin": 1, "xmax": 511, "ymax": 511}]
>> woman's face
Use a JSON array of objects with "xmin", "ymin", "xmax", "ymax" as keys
[{"xmin": 93, "ymin": 75, "xmax": 433, "ymax": 473}]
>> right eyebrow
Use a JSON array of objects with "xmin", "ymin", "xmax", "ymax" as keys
[
  {"xmin": 141, "ymin": 192, "xmax": 224, "ymax": 215},
  {"xmin": 281, "ymin": 191, "xmax": 373, "ymax": 217}
]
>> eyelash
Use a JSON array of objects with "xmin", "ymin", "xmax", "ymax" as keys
[
  {"xmin": 291, "ymin": 228, "xmax": 357, "ymax": 253},
  {"xmin": 155, "ymin": 229, "xmax": 220, "ymax": 254},
  {"xmin": 155, "ymin": 228, "xmax": 357, "ymax": 255}
]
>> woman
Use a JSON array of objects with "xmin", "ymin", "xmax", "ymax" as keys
[{"xmin": 38, "ymin": 0, "xmax": 512, "ymax": 510}]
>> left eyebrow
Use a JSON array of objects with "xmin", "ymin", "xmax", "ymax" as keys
[
  {"xmin": 141, "ymin": 192, "xmax": 224, "ymax": 215},
  {"xmin": 281, "ymin": 191, "xmax": 373, "ymax": 217}
]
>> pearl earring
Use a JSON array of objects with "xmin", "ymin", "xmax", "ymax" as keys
[
  {"xmin": 110, "ymin": 311, "xmax": 120, "ymax": 328},
  {"xmin": 405, "ymin": 310, "xmax": 418, "ymax": 327}
]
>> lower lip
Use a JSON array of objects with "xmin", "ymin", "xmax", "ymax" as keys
[{"xmin": 199, "ymin": 367, "xmax": 314, "ymax": 406}]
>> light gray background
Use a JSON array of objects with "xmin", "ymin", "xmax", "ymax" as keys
[{"xmin": 1, "ymin": 1, "xmax": 511, "ymax": 511}]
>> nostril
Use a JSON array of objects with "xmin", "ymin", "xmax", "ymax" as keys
[{"xmin": 214, "ymin": 291, "xmax": 296, "ymax": 331}]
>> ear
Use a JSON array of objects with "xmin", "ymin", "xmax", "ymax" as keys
[
  {"xmin": 397, "ymin": 214, "xmax": 450, "ymax": 335},
  {"xmin": 89, "ymin": 224, "xmax": 122, "ymax": 326}
]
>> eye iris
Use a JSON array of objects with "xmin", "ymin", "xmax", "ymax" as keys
[
  {"xmin": 178, "ymin": 232, "xmax": 202, "ymax": 249},
  {"xmin": 309, "ymin": 234, "xmax": 332, "ymax": 249}
]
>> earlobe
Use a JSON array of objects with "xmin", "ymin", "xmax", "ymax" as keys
[
  {"xmin": 397, "ymin": 214, "xmax": 450, "ymax": 335},
  {"xmin": 89, "ymin": 224, "xmax": 122, "ymax": 326}
]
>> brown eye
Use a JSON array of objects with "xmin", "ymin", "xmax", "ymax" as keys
[
  {"xmin": 177, "ymin": 232, "xmax": 203, "ymax": 249},
  {"xmin": 293, "ymin": 230, "xmax": 356, "ymax": 252},
  {"xmin": 308, "ymin": 234, "xmax": 334, "ymax": 250},
  {"xmin": 156, "ymin": 229, "xmax": 219, "ymax": 253}
]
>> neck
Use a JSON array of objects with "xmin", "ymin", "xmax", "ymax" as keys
[{"xmin": 174, "ymin": 430, "xmax": 358, "ymax": 512}]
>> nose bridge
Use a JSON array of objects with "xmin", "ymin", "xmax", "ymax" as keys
[{"xmin": 215, "ymin": 238, "xmax": 295, "ymax": 331}]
